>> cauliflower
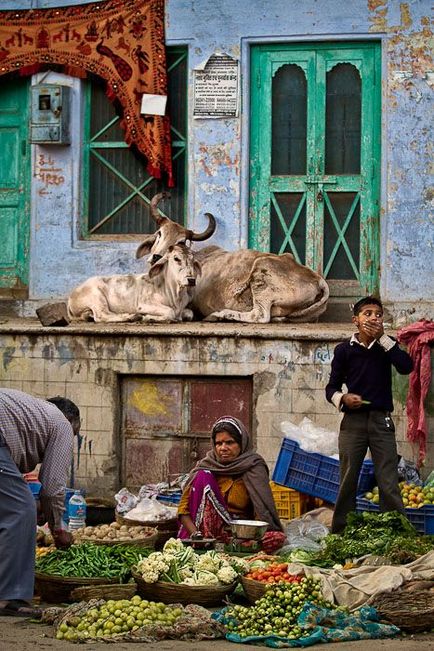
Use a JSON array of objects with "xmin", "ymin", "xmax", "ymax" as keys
[
  {"xmin": 196, "ymin": 552, "xmax": 221, "ymax": 573},
  {"xmin": 179, "ymin": 566, "xmax": 194, "ymax": 580},
  {"xmin": 193, "ymin": 570, "xmax": 220, "ymax": 586},
  {"xmin": 163, "ymin": 538, "xmax": 184, "ymax": 554},
  {"xmin": 227, "ymin": 556, "xmax": 250, "ymax": 575},
  {"xmin": 136, "ymin": 551, "xmax": 171, "ymax": 583},
  {"xmin": 217, "ymin": 565, "xmax": 238, "ymax": 584}
]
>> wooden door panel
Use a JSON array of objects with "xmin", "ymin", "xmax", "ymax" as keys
[
  {"xmin": 121, "ymin": 375, "xmax": 252, "ymax": 490},
  {"xmin": 0, "ymin": 78, "xmax": 30, "ymax": 294},
  {"xmin": 190, "ymin": 379, "xmax": 252, "ymax": 434},
  {"xmin": 250, "ymin": 42, "xmax": 380, "ymax": 298}
]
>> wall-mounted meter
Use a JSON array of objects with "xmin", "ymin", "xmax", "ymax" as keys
[{"xmin": 30, "ymin": 84, "xmax": 71, "ymax": 145}]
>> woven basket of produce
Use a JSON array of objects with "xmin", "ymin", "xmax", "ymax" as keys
[
  {"xmin": 132, "ymin": 571, "xmax": 237, "ymax": 607},
  {"xmin": 70, "ymin": 582, "xmax": 137, "ymax": 602},
  {"xmin": 370, "ymin": 590, "xmax": 434, "ymax": 632},
  {"xmin": 116, "ymin": 513, "xmax": 178, "ymax": 548},
  {"xmin": 74, "ymin": 523, "xmax": 158, "ymax": 549},
  {"xmin": 240, "ymin": 575, "xmax": 269, "ymax": 604},
  {"xmin": 116, "ymin": 513, "xmax": 178, "ymax": 530},
  {"xmin": 35, "ymin": 573, "xmax": 120, "ymax": 603}
]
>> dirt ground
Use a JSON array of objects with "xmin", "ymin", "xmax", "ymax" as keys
[{"xmin": 0, "ymin": 615, "xmax": 433, "ymax": 651}]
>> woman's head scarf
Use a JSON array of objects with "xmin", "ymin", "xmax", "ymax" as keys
[{"xmin": 188, "ymin": 416, "xmax": 282, "ymax": 531}]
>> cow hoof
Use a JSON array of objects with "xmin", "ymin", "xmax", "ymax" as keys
[{"xmin": 203, "ymin": 313, "xmax": 219, "ymax": 322}]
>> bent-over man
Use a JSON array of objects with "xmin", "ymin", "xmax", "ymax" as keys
[{"xmin": 0, "ymin": 389, "xmax": 80, "ymax": 618}]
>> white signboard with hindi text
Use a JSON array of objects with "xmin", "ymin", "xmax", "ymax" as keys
[{"xmin": 193, "ymin": 53, "xmax": 239, "ymax": 118}]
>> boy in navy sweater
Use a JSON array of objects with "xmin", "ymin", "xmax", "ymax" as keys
[{"xmin": 325, "ymin": 296, "xmax": 413, "ymax": 533}]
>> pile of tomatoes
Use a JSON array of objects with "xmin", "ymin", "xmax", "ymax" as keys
[{"xmin": 245, "ymin": 562, "xmax": 302, "ymax": 584}]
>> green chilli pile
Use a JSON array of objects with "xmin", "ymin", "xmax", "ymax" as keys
[
  {"xmin": 225, "ymin": 577, "xmax": 332, "ymax": 639},
  {"xmin": 35, "ymin": 543, "xmax": 148, "ymax": 580},
  {"xmin": 55, "ymin": 596, "xmax": 184, "ymax": 641}
]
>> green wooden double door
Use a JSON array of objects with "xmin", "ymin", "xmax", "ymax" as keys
[
  {"xmin": 0, "ymin": 78, "xmax": 30, "ymax": 296},
  {"xmin": 250, "ymin": 42, "xmax": 381, "ymax": 297}
]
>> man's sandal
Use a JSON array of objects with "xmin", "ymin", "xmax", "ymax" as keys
[{"xmin": 0, "ymin": 600, "xmax": 43, "ymax": 619}]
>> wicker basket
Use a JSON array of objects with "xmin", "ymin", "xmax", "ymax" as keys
[
  {"xmin": 370, "ymin": 590, "xmax": 434, "ymax": 632},
  {"xmin": 116, "ymin": 513, "xmax": 178, "ymax": 548},
  {"xmin": 70, "ymin": 582, "xmax": 137, "ymax": 602},
  {"xmin": 132, "ymin": 571, "xmax": 237, "ymax": 607},
  {"xmin": 77, "ymin": 527, "xmax": 158, "ymax": 549},
  {"xmin": 35, "ymin": 572, "xmax": 121, "ymax": 604},
  {"xmin": 240, "ymin": 575, "xmax": 269, "ymax": 604}
]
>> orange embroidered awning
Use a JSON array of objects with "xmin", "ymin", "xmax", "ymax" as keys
[{"xmin": 0, "ymin": 0, "xmax": 173, "ymax": 185}]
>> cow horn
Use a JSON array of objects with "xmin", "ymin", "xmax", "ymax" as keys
[
  {"xmin": 190, "ymin": 213, "xmax": 216, "ymax": 241},
  {"xmin": 150, "ymin": 192, "xmax": 170, "ymax": 225}
]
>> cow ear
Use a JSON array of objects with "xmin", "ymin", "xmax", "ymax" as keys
[
  {"xmin": 194, "ymin": 261, "xmax": 202, "ymax": 276},
  {"xmin": 136, "ymin": 235, "xmax": 156, "ymax": 259},
  {"xmin": 148, "ymin": 257, "xmax": 166, "ymax": 278}
]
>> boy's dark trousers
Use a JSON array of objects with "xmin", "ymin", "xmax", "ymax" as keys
[{"xmin": 331, "ymin": 410, "xmax": 406, "ymax": 533}]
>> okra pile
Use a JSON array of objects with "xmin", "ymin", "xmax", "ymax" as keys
[{"xmin": 35, "ymin": 543, "xmax": 149, "ymax": 580}]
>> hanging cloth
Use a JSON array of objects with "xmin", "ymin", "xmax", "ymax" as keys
[
  {"xmin": 397, "ymin": 319, "xmax": 434, "ymax": 466},
  {"xmin": 0, "ymin": 0, "xmax": 173, "ymax": 185}
]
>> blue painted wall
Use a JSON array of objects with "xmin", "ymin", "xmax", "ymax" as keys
[{"xmin": 2, "ymin": 0, "xmax": 433, "ymax": 322}]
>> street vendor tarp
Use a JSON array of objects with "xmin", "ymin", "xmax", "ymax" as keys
[
  {"xmin": 0, "ymin": 0, "xmax": 173, "ymax": 185},
  {"xmin": 287, "ymin": 550, "xmax": 434, "ymax": 611},
  {"xmin": 215, "ymin": 603, "xmax": 400, "ymax": 648}
]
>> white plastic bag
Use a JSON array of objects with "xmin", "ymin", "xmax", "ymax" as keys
[
  {"xmin": 280, "ymin": 417, "xmax": 339, "ymax": 456},
  {"xmin": 114, "ymin": 487, "xmax": 138, "ymax": 514},
  {"xmin": 125, "ymin": 496, "xmax": 177, "ymax": 522}
]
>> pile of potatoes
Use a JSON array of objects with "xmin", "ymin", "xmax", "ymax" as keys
[{"xmin": 73, "ymin": 522, "xmax": 155, "ymax": 543}]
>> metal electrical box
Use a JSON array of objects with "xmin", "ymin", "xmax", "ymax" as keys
[{"xmin": 30, "ymin": 84, "xmax": 71, "ymax": 145}]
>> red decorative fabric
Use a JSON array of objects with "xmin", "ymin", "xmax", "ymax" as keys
[
  {"xmin": 0, "ymin": 0, "xmax": 172, "ymax": 185},
  {"xmin": 397, "ymin": 320, "xmax": 434, "ymax": 466}
]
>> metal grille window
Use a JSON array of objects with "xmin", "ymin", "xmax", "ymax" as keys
[{"xmin": 82, "ymin": 46, "xmax": 187, "ymax": 238}]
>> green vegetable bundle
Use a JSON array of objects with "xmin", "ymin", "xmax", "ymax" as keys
[
  {"xmin": 35, "ymin": 543, "xmax": 150, "ymax": 580},
  {"xmin": 285, "ymin": 511, "xmax": 434, "ymax": 567}
]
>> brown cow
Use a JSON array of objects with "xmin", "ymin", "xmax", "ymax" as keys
[{"xmin": 136, "ymin": 194, "xmax": 329, "ymax": 323}]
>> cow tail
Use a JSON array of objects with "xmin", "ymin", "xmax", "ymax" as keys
[{"xmin": 289, "ymin": 277, "xmax": 330, "ymax": 321}]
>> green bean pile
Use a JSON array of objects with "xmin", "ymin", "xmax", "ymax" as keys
[{"xmin": 35, "ymin": 543, "xmax": 150, "ymax": 580}]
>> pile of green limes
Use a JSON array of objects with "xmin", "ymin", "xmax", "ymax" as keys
[{"xmin": 56, "ymin": 595, "xmax": 183, "ymax": 641}]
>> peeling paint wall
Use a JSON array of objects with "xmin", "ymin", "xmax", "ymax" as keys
[
  {"xmin": 2, "ymin": 0, "xmax": 433, "ymax": 321},
  {"xmin": 1, "ymin": 326, "xmax": 429, "ymax": 493}
]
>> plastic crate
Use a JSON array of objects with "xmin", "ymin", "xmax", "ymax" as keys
[
  {"xmin": 27, "ymin": 481, "xmax": 41, "ymax": 498},
  {"xmin": 356, "ymin": 497, "xmax": 434, "ymax": 535},
  {"xmin": 270, "ymin": 482, "xmax": 308, "ymax": 520},
  {"xmin": 157, "ymin": 492, "xmax": 181, "ymax": 506},
  {"xmin": 272, "ymin": 438, "xmax": 375, "ymax": 504}
]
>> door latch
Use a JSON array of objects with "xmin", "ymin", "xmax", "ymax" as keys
[{"xmin": 316, "ymin": 190, "xmax": 323, "ymax": 202}]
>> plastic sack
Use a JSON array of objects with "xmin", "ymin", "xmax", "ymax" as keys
[
  {"xmin": 285, "ymin": 519, "xmax": 329, "ymax": 541},
  {"xmin": 280, "ymin": 417, "xmax": 339, "ymax": 457},
  {"xmin": 281, "ymin": 519, "xmax": 329, "ymax": 551},
  {"xmin": 114, "ymin": 487, "xmax": 138, "ymax": 514},
  {"xmin": 397, "ymin": 457, "xmax": 423, "ymax": 486},
  {"xmin": 124, "ymin": 495, "xmax": 177, "ymax": 522}
]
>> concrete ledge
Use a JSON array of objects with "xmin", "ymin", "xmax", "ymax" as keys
[{"xmin": 0, "ymin": 317, "xmax": 370, "ymax": 342}]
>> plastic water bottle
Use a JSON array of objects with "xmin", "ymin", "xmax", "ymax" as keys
[{"xmin": 68, "ymin": 490, "xmax": 87, "ymax": 531}]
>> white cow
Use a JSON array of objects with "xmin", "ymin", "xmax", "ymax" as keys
[{"xmin": 68, "ymin": 244, "xmax": 201, "ymax": 323}]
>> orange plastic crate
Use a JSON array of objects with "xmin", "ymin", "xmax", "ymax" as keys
[{"xmin": 270, "ymin": 482, "xmax": 308, "ymax": 520}]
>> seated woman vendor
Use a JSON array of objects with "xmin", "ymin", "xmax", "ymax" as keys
[{"xmin": 177, "ymin": 416, "xmax": 284, "ymax": 547}]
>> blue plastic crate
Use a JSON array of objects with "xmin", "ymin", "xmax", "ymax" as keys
[
  {"xmin": 27, "ymin": 481, "xmax": 41, "ymax": 498},
  {"xmin": 272, "ymin": 438, "xmax": 375, "ymax": 504},
  {"xmin": 356, "ymin": 497, "xmax": 434, "ymax": 534},
  {"xmin": 157, "ymin": 492, "xmax": 181, "ymax": 505}
]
